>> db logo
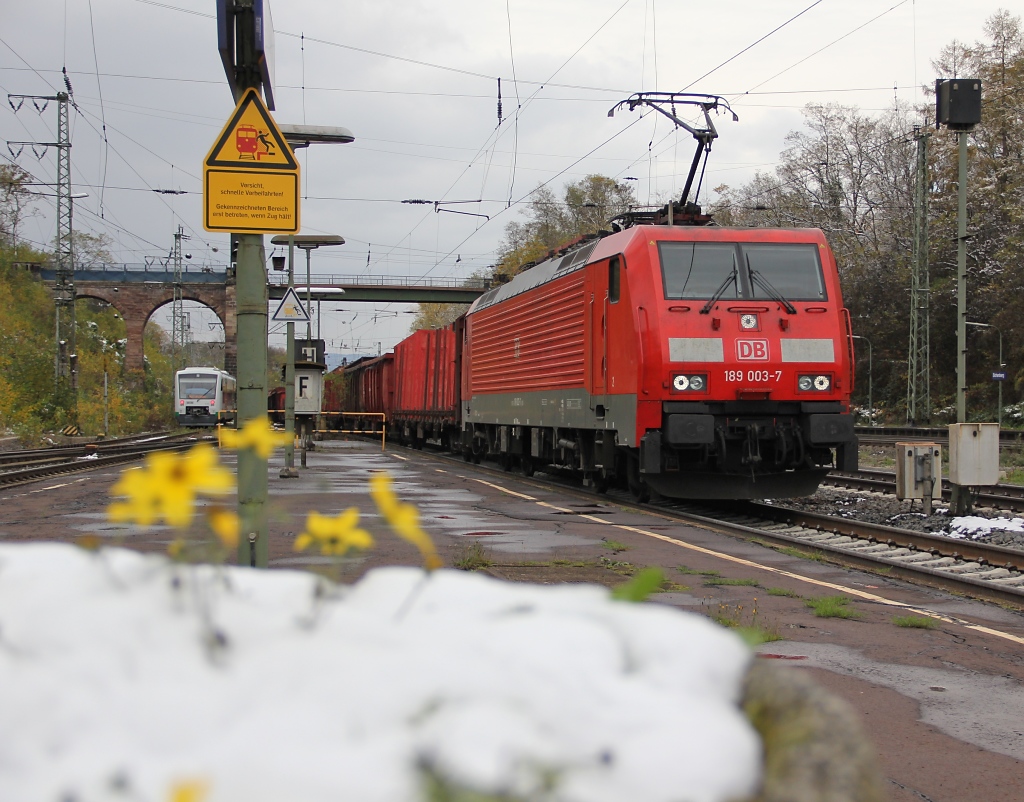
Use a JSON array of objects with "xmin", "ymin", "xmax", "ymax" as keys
[{"xmin": 737, "ymin": 339, "xmax": 769, "ymax": 361}]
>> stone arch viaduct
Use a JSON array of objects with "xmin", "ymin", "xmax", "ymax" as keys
[
  {"xmin": 40, "ymin": 267, "xmax": 237, "ymax": 375},
  {"xmin": 35, "ymin": 265, "xmax": 493, "ymax": 378}
]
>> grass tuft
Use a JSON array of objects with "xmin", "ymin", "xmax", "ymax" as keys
[
  {"xmin": 766, "ymin": 587, "xmax": 801, "ymax": 598},
  {"xmin": 703, "ymin": 577, "xmax": 760, "ymax": 587},
  {"xmin": 805, "ymin": 595, "xmax": 861, "ymax": 619},
  {"xmin": 893, "ymin": 614, "xmax": 938, "ymax": 629},
  {"xmin": 677, "ymin": 565, "xmax": 721, "ymax": 577},
  {"xmin": 706, "ymin": 597, "xmax": 782, "ymax": 644},
  {"xmin": 602, "ymin": 539, "xmax": 630, "ymax": 553},
  {"xmin": 452, "ymin": 542, "xmax": 493, "ymax": 572}
]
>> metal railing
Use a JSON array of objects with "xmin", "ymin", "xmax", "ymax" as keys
[{"xmin": 267, "ymin": 273, "xmax": 493, "ymax": 290}]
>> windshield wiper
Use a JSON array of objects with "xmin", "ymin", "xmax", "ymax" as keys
[
  {"xmin": 749, "ymin": 269, "xmax": 797, "ymax": 315},
  {"xmin": 699, "ymin": 267, "xmax": 737, "ymax": 314}
]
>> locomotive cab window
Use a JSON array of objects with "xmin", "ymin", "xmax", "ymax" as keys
[
  {"xmin": 659, "ymin": 242, "xmax": 739, "ymax": 300},
  {"xmin": 744, "ymin": 243, "xmax": 826, "ymax": 301},
  {"xmin": 609, "ymin": 256, "xmax": 621, "ymax": 303},
  {"xmin": 658, "ymin": 241, "xmax": 827, "ymax": 302}
]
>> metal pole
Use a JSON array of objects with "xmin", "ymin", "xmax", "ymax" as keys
[
  {"xmin": 956, "ymin": 131, "xmax": 968, "ymax": 424},
  {"xmin": 281, "ymin": 235, "xmax": 299, "ymax": 478},
  {"xmin": 235, "ymin": 234, "xmax": 269, "ymax": 567},
  {"xmin": 103, "ymin": 365, "xmax": 108, "ymax": 437},
  {"xmin": 998, "ymin": 329, "xmax": 1003, "ymax": 430},
  {"xmin": 306, "ymin": 247, "xmax": 312, "ymax": 341},
  {"xmin": 951, "ymin": 131, "xmax": 970, "ymax": 516},
  {"xmin": 852, "ymin": 336, "xmax": 872, "ymax": 419}
]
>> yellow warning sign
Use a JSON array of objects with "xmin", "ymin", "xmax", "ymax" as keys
[
  {"xmin": 205, "ymin": 169, "xmax": 298, "ymax": 233},
  {"xmin": 203, "ymin": 88, "xmax": 300, "ymax": 233},
  {"xmin": 204, "ymin": 88, "xmax": 298, "ymax": 169}
]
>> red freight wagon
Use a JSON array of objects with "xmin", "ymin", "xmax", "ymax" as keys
[
  {"xmin": 334, "ymin": 353, "xmax": 394, "ymax": 434},
  {"xmin": 461, "ymin": 225, "xmax": 857, "ymax": 499},
  {"xmin": 391, "ymin": 324, "xmax": 460, "ymax": 448}
]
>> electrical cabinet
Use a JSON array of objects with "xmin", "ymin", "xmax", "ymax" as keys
[
  {"xmin": 895, "ymin": 443, "xmax": 942, "ymax": 502},
  {"xmin": 948, "ymin": 423, "xmax": 999, "ymax": 486}
]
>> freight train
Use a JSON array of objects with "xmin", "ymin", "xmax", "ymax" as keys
[{"xmin": 320, "ymin": 218, "xmax": 858, "ymax": 500}]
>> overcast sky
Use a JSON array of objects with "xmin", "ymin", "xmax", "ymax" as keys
[{"xmin": 0, "ymin": 0, "xmax": 1013, "ymax": 353}]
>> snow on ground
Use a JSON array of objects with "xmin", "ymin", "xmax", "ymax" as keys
[
  {"xmin": 947, "ymin": 515, "xmax": 1024, "ymax": 540},
  {"xmin": 0, "ymin": 543, "xmax": 760, "ymax": 802}
]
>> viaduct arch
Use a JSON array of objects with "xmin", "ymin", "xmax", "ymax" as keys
[{"xmin": 41, "ymin": 268, "xmax": 237, "ymax": 376}]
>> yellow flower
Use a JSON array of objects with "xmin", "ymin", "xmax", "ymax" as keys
[
  {"xmin": 168, "ymin": 779, "xmax": 208, "ymax": 802},
  {"xmin": 219, "ymin": 417, "xmax": 292, "ymax": 459},
  {"xmin": 107, "ymin": 443, "xmax": 234, "ymax": 528},
  {"xmin": 369, "ymin": 473, "xmax": 442, "ymax": 571},
  {"xmin": 294, "ymin": 508, "xmax": 375, "ymax": 556},
  {"xmin": 207, "ymin": 507, "xmax": 240, "ymax": 549}
]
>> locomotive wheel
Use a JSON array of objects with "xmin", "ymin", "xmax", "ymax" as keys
[
  {"xmin": 626, "ymin": 456, "xmax": 650, "ymax": 503},
  {"xmin": 499, "ymin": 453, "xmax": 513, "ymax": 471},
  {"xmin": 520, "ymin": 456, "xmax": 535, "ymax": 477}
]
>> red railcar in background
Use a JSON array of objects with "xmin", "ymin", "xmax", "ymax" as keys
[
  {"xmin": 390, "ymin": 324, "xmax": 460, "ymax": 448},
  {"xmin": 334, "ymin": 353, "xmax": 394, "ymax": 434}
]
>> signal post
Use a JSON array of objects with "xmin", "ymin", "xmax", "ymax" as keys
[{"xmin": 208, "ymin": 1, "xmax": 297, "ymax": 566}]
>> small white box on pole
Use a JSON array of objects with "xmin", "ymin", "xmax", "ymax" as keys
[
  {"xmin": 948, "ymin": 423, "xmax": 1000, "ymax": 486},
  {"xmin": 294, "ymin": 368, "xmax": 323, "ymax": 415}
]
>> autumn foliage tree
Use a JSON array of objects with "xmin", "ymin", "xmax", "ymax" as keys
[
  {"xmin": 411, "ymin": 175, "xmax": 637, "ymax": 331},
  {"xmin": 713, "ymin": 10, "xmax": 1024, "ymax": 423}
]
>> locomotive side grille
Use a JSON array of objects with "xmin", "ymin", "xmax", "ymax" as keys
[{"xmin": 471, "ymin": 273, "xmax": 586, "ymax": 394}]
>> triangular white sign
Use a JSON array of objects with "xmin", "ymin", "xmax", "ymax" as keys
[{"xmin": 272, "ymin": 287, "xmax": 310, "ymax": 322}]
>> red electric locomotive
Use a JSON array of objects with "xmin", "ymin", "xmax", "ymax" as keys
[
  {"xmin": 332, "ymin": 92, "xmax": 857, "ymax": 500},
  {"xmin": 460, "ymin": 222, "xmax": 858, "ymax": 499}
]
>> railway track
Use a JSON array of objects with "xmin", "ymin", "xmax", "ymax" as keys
[
  {"xmin": 856, "ymin": 425, "xmax": 1024, "ymax": 449},
  {"xmin": 0, "ymin": 431, "xmax": 213, "ymax": 488},
  {"xmin": 823, "ymin": 468, "xmax": 1024, "ymax": 513},
  {"xmin": 656, "ymin": 497, "xmax": 1024, "ymax": 608},
  {"xmin": 386, "ymin": 440, "xmax": 1024, "ymax": 608}
]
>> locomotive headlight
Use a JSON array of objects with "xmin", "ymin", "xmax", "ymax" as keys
[
  {"xmin": 672, "ymin": 374, "xmax": 706, "ymax": 392},
  {"xmin": 798, "ymin": 374, "xmax": 832, "ymax": 391},
  {"xmin": 740, "ymin": 313, "xmax": 758, "ymax": 330}
]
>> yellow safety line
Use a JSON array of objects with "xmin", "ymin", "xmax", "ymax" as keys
[
  {"xmin": 462, "ymin": 475, "xmax": 1024, "ymax": 646},
  {"xmin": 470, "ymin": 477, "xmax": 537, "ymax": 501}
]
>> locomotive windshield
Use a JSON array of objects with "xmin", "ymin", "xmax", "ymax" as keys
[
  {"xmin": 179, "ymin": 375, "xmax": 217, "ymax": 399},
  {"xmin": 744, "ymin": 243, "xmax": 826, "ymax": 301},
  {"xmin": 659, "ymin": 241, "xmax": 827, "ymax": 302},
  {"xmin": 659, "ymin": 242, "xmax": 738, "ymax": 300}
]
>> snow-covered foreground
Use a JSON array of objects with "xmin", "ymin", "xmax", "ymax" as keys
[{"xmin": 0, "ymin": 543, "xmax": 760, "ymax": 802}]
